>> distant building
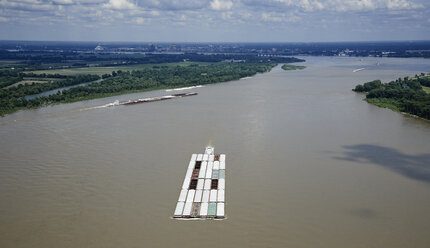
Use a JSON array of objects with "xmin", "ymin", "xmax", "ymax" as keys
[
  {"xmin": 169, "ymin": 43, "xmax": 178, "ymax": 51},
  {"xmin": 148, "ymin": 43, "xmax": 155, "ymax": 52},
  {"xmin": 94, "ymin": 45, "xmax": 104, "ymax": 51}
]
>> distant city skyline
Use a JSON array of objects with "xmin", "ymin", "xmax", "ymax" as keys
[{"xmin": 1, "ymin": 0, "xmax": 430, "ymax": 42}]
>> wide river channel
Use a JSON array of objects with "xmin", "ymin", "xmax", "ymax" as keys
[{"xmin": 1, "ymin": 56, "xmax": 429, "ymax": 248}]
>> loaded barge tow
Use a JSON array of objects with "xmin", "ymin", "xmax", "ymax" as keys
[
  {"xmin": 122, "ymin": 92, "xmax": 197, "ymax": 105},
  {"xmin": 173, "ymin": 146, "xmax": 226, "ymax": 219},
  {"xmin": 107, "ymin": 92, "xmax": 197, "ymax": 107}
]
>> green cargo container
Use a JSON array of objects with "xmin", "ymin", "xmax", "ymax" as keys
[
  {"xmin": 208, "ymin": 202, "xmax": 217, "ymax": 216},
  {"xmin": 219, "ymin": 170, "xmax": 225, "ymax": 179}
]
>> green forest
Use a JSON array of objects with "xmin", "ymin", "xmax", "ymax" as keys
[
  {"xmin": 353, "ymin": 74, "xmax": 430, "ymax": 120},
  {"xmin": 0, "ymin": 62, "xmax": 276, "ymax": 116}
]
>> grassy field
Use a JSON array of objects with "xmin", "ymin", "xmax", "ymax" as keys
[
  {"xmin": 29, "ymin": 62, "xmax": 212, "ymax": 76},
  {"xmin": 422, "ymin": 86, "xmax": 430, "ymax": 94},
  {"xmin": 281, "ymin": 64, "xmax": 306, "ymax": 70},
  {"xmin": 6, "ymin": 77, "xmax": 64, "ymax": 88},
  {"xmin": 0, "ymin": 60, "xmax": 24, "ymax": 64},
  {"xmin": 0, "ymin": 60, "xmax": 25, "ymax": 69}
]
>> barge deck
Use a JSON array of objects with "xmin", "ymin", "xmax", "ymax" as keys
[{"xmin": 173, "ymin": 146, "xmax": 226, "ymax": 219}]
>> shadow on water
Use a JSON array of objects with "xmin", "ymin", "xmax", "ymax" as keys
[{"xmin": 335, "ymin": 144, "xmax": 430, "ymax": 183}]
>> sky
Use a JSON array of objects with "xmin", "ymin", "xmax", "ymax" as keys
[{"xmin": 0, "ymin": 0, "xmax": 430, "ymax": 42}]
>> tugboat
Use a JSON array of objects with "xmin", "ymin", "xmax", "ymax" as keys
[{"xmin": 205, "ymin": 146, "xmax": 214, "ymax": 156}]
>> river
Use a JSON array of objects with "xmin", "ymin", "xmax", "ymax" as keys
[{"xmin": 0, "ymin": 56, "xmax": 429, "ymax": 248}]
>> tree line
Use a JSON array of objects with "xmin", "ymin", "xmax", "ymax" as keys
[
  {"xmin": 353, "ymin": 74, "xmax": 430, "ymax": 120},
  {"xmin": 0, "ymin": 70, "xmax": 23, "ymax": 88},
  {"xmin": 1, "ymin": 62, "xmax": 276, "ymax": 116},
  {"xmin": 0, "ymin": 74, "xmax": 100, "ymax": 115}
]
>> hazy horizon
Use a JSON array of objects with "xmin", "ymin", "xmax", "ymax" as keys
[
  {"xmin": 2, "ymin": 34, "xmax": 428, "ymax": 45},
  {"xmin": 2, "ymin": 39, "xmax": 430, "ymax": 43}
]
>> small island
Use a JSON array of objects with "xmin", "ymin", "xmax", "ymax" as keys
[
  {"xmin": 281, "ymin": 64, "xmax": 306, "ymax": 70},
  {"xmin": 353, "ymin": 74, "xmax": 430, "ymax": 120}
]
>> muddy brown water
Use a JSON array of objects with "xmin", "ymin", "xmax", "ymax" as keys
[{"xmin": 1, "ymin": 56, "xmax": 430, "ymax": 248}]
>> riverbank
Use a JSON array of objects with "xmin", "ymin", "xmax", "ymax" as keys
[
  {"xmin": 365, "ymin": 98, "xmax": 430, "ymax": 121},
  {"xmin": 1, "ymin": 62, "xmax": 278, "ymax": 117},
  {"xmin": 353, "ymin": 75, "xmax": 430, "ymax": 120},
  {"xmin": 366, "ymin": 97, "xmax": 401, "ymax": 112}
]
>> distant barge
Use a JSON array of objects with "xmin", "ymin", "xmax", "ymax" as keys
[
  {"xmin": 122, "ymin": 92, "xmax": 197, "ymax": 105},
  {"xmin": 173, "ymin": 146, "xmax": 226, "ymax": 219}
]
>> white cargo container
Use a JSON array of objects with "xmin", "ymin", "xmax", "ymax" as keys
[
  {"xmin": 217, "ymin": 189, "xmax": 225, "ymax": 202},
  {"xmin": 202, "ymin": 190, "xmax": 210, "ymax": 203},
  {"xmin": 198, "ymin": 161, "xmax": 207, "ymax": 178},
  {"xmin": 207, "ymin": 161, "xmax": 213, "ymax": 171},
  {"xmin": 200, "ymin": 202, "xmax": 209, "ymax": 216},
  {"xmin": 220, "ymin": 154, "xmax": 225, "ymax": 162},
  {"xmin": 186, "ymin": 190, "xmax": 195, "ymax": 202},
  {"xmin": 219, "ymin": 179, "xmax": 225, "ymax": 190},
  {"xmin": 194, "ymin": 189, "xmax": 203, "ymax": 202},
  {"xmin": 182, "ymin": 177, "xmax": 190, "ymax": 189},
  {"xmin": 183, "ymin": 201, "xmax": 193, "ymax": 216},
  {"xmin": 178, "ymin": 189, "xmax": 188, "ymax": 202},
  {"xmin": 204, "ymin": 179, "xmax": 211, "ymax": 190},
  {"xmin": 216, "ymin": 203, "xmax": 225, "ymax": 217},
  {"xmin": 185, "ymin": 168, "xmax": 193, "ymax": 179},
  {"xmin": 174, "ymin": 201, "xmax": 185, "ymax": 216},
  {"xmin": 188, "ymin": 154, "xmax": 197, "ymax": 169},
  {"xmin": 220, "ymin": 160, "xmax": 225, "ymax": 170},
  {"xmin": 202, "ymin": 154, "xmax": 209, "ymax": 161},
  {"xmin": 188, "ymin": 160, "xmax": 195, "ymax": 169},
  {"xmin": 213, "ymin": 161, "xmax": 220, "ymax": 170},
  {"xmin": 196, "ymin": 179, "xmax": 204, "ymax": 190},
  {"xmin": 205, "ymin": 167, "xmax": 212, "ymax": 179},
  {"xmin": 210, "ymin": 189, "xmax": 217, "ymax": 202}
]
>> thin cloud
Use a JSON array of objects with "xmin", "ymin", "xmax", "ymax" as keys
[
  {"xmin": 135, "ymin": 17, "xmax": 145, "ymax": 24},
  {"xmin": 210, "ymin": 0, "xmax": 233, "ymax": 10},
  {"xmin": 102, "ymin": 0, "xmax": 136, "ymax": 9},
  {"xmin": 0, "ymin": 0, "xmax": 428, "ymax": 41},
  {"xmin": 137, "ymin": 0, "xmax": 208, "ymax": 11},
  {"xmin": 247, "ymin": 0, "xmax": 423, "ymax": 12},
  {"xmin": 52, "ymin": 0, "xmax": 74, "ymax": 5}
]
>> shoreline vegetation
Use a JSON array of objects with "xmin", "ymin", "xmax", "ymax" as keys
[
  {"xmin": 281, "ymin": 64, "xmax": 306, "ymax": 70},
  {"xmin": 353, "ymin": 74, "xmax": 430, "ymax": 120},
  {"xmin": 0, "ymin": 54, "xmax": 305, "ymax": 116}
]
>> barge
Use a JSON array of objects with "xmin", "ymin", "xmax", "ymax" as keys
[
  {"xmin": 173, "ymin": 146, "xmax": 226, "ymax": 219},
  {"xmin": 112, "ymin": 92, "xmax": 197, "ymax": 106}
]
